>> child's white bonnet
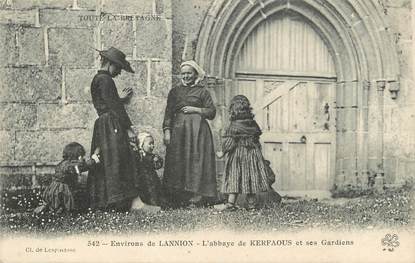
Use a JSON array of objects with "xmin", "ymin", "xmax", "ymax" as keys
[{"xmin": 138, "ymin": 132, "xmax": 152, "ymax": 149}]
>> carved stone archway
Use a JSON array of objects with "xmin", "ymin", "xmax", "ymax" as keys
[{"xmin": 195, "ymin": 0, "xmax": 400, "ymax": 189}]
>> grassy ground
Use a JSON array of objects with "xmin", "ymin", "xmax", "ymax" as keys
[{"xmin": 0, "ymin": 186, "xmax": 413, "ymax": 236}]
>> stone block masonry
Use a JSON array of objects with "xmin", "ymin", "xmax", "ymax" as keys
[
  {"xmin": 39, "ymin": 9, "xmax": 97, "ymax": 28},
  {"xmin": 48, "ymin": 28, "xmax": 95, "ymax": 66},
  {"xmin": 64, "ymin": 67, "xmax": 96, "ymax": 102},
  {"xmin": 0, "ymin": 103, "xmax": 37, "ymax": 129},
  {"xmin": 14, "ymin": 129, "xmax": 92, "ymax": 162},
  {"xmin": 1, "ymin": 0, "xmax": 411, "ymax": 192},
  {"xmin": 0, "ymin": 0, "xmax": 173, "ymax": 190},
  {"xmin": 151, "ymin": 61, "xmax": 171, "ymax": 98},
  {"xmin": 0, "ymin": 66, "xmax": 62, "ymax": 102},
  {"xmin": 18, "ymin": 27, "xmax": 45, "ymax": 65},
  {"xmin": 101, "ymin": 19, "xmax": 134, "ymax": 58},
  {"xmin": 0, "ymin": 25, "xmax": 18, "ymax": 65},
  {"xmin": 11, "ymin": 0, "xmax": 73, "ymax": 9},
  {"xmin": 0, "ymin": 9, "xmax": 38, "ymax": 25},
  {"xmin": 102, "ymin": 0, "xmax": 155, "ymax": 14},
  {"xmin": 136, "ymin": 19, "xmax": 171, "ymax": 59},
  {"xmin": 113, "ymin": 61, "xmax": 148, "ymax": 97},
  {"xmin": 0, "ymin": 131, "xmax": 15, "ymax": 164},
  {"xmin": 381, "ymin": 1, "xmax": 414, "ymax": 184},
  {"xmin": 37, "ymin": 102, "xmax": 96, "ymax": 129}
]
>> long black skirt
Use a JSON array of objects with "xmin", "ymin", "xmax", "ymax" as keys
[
  {"xmin": 87, "ymin": 112, "xmax": 138, "ymax": 209},
  {"xmin": 163, "ymin": 113, "xmax": 217, "ymax": 197}
]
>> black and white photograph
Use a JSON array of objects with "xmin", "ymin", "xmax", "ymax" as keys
[{"xmin": 0, "ymin": 0, "xmax": 414, "ymax": 262}]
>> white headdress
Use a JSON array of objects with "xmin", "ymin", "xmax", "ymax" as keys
[
  {"xmin": 180, "ymin": 60, "xmax": 206, "ymax": 86},
  {"xmin": 138, "ymin": 132, "xmax": 152, "ymax": 150}
]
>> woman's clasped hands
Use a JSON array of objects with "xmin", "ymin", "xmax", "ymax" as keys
[{"xmin": 181, "ymin": 106, "xmax": 201, "ymax": 114}]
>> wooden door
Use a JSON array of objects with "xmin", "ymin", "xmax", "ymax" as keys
[{"xmin": 231, "ymin": 13, "xmax": 337, "ymax": 197}]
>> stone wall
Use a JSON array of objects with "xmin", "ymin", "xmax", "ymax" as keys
[
  {"xmin": 172, "ymin": 0, "xmax": 414, "ymax": 187},
  {"xmin": 171, "ymin": 0, "xmax": 211, "ymax": 74},
  {"xmin": 380, "ymin": 0, "xmax": 414, "ymax": 184},
  {"xmin": 0, "ymin": 0, "xmax": 413, "ymax": 192},
  {"xmin": 0, "ymin": 0, "xmax": 172, "ymax": 189}
]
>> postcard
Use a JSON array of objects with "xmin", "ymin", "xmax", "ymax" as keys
[{"xmin": 0, "ymin": 0, "xmax": 414, "ymax": 262}]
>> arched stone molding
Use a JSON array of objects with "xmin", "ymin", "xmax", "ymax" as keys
[
  {"xmin": 195, "ymin": 0, "xmax": 401, "ymax": 188},
  {"xmin": 196, "ymin": 0, "xmax": 399, "ymax": 82}
]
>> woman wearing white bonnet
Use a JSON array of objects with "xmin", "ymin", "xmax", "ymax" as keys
[
  {"xmin": 162, "ymin": 60, "xmax": 217, "ymax": 207},
  {"xmin": 180, "ymin": 60, "xmax": 205, "ymax": 86}
]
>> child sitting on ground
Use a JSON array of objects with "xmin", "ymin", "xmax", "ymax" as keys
[
  {"xmin": 129, "ymin": 133, "xmax": 163, "ymax": 212},
  {"xmin": 136, "ymin": 132, "xmax": 164, "ymax": 207},
  {"xmin": 37, "ymin": 142, "xmax": 100, "ymax": 215}
]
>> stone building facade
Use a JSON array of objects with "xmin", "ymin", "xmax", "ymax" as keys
[
  {"xmin": 0, "ymin": 0, "xmax": 413, "ymax": 196},
  {"xmin": 0, "ymin": 0, "xmax": 172, "ymax": 188}
]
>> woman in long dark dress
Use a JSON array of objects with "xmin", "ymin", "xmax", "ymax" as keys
[
  {"xmin": 87, "ymin": 47, "xmax": 142, "ymax": 211},
  {"xmin": 162, "ymin": 60, "xmax": 217, "ymax": 207}
]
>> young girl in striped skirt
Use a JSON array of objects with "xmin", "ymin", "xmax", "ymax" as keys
[{"xmin": 214, "ymin": 95, "xmax": 271, "ymax": 211}]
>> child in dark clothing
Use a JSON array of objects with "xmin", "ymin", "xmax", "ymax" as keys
[
  {"xmin": 38, "ymin": 142, "xmax": 100, "ymax": 214},
  {"xmin": 137, "ymin": 132, "xmax": 164, "ymax": 206},
  {"xmin": 129, "ymin": 133, "xmax": 163, "ymax": 212}
]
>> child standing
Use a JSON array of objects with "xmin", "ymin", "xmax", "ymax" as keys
[
  {"xmin": 215, "ymin": 95, "xmax": 270, "ymax": 211},
  {"xmin": 40, "ymin": 142, "xmax": 100, "ymax": 214}
]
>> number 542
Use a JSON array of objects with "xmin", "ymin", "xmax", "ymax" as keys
[{"xmin": 88, "ymin": 241, "xmax": 100, "ymax": 247}]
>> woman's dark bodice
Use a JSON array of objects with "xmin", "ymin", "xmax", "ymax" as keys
[
  {"xmin": 162, "ymin": 84, "xmax": 216, "ymax": 131},
  {"xmin": 90, "ymin": 70, "xmax": 132, "ymax": 129}
]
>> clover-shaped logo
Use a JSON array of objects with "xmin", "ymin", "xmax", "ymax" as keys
[{"xmin": 381, "ymin": 234, "xmax": 399, "ymax": 252}]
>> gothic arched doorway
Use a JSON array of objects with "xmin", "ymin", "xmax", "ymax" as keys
[
  {"xmin": 196, "ymin": 0, "xmax": 400, "ymax": 197},
  {"xmin": 233, "ymin": 13, "xmax": 336, "ymax": 196}
]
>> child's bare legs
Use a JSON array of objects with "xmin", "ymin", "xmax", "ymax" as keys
[
  {"xmin": 214, "ymin": 193, "xmax": 238, "ymax": 211},
  {"xmin": 228, "ymin": 193, "xmax": 237, "ymax": 204},
  {"xmin": 246, "ymin": 193, "xmax": 257, "ymax": 210},
  {"xmin": 188, "ymin": 194, "xmax": 202, "ymax": 204},
  {"xmin": 130, "ymin": 195, "xmax": 161, "ymax": 213}
]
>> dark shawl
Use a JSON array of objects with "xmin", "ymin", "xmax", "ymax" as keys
[{"xmin": 222, "ymin": 119, "xmax": 262, "ymax": 153}]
